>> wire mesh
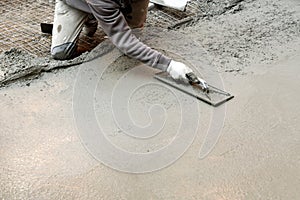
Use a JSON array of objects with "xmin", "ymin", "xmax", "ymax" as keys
[
  {"xmin": 0, "ymin": 0, "xmax": 202, "ymax": 57},
  {"xmin": 0, "ymin": 0, "xmax": 55, "ymax": 56}
]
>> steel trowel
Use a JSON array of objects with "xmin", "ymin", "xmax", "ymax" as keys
[{"xmin": 154, "ymin": 72, "xmax": 234, "ymax": 107}]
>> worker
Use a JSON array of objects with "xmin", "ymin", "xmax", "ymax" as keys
[{"xmin": 51, "ymin": 0, "xmax": 193, "ymax": 82}]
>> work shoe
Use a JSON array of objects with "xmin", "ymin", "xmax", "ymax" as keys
[{"xmin": 82, "ymin": 14, "xmax": 98, "ymax": 37}]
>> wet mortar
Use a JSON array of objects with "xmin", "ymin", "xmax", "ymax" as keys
[{"xmin": 1, "ymin": 19, "xmax": 300, "ymax": 200}]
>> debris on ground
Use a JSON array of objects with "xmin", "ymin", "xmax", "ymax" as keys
[{"xmin": 0, "ymin": 48, "xmax": 86, "ymax": 86}]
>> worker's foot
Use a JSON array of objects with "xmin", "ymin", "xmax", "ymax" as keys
[{"xmin": 82, "ymin": 14, "xmax": 98, "ymax": 37}]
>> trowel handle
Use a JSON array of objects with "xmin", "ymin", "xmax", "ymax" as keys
[{"xmin": 186, "ymin": 72, "xmax": 200, "ymax": 85}]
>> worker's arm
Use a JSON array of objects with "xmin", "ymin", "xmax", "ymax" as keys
[
  {"xmin": 86, "ymin": 0, "xmax": 172, "ymax": 71},
  {"xmin": 86, "ymin": 0, "xmax": 193, "ymax": 81}
]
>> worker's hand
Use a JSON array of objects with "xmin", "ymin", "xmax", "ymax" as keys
[{"xmin": 167, "ymin": 60, "xmax": 193, "ymax": 82}]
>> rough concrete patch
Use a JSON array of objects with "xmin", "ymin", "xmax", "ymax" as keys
[
  {"xmin": 181, "ymin": 0, "xmax": 300, "ymax": 72},
  {"xmin": 195, "ymin": 0, "xmax": 250, "ymax": 17},
  {"xmin": 0, "ymin": 49, "xmax": 44, "ymax": 85},
  {"xmin": 0, "ymin": 49, "xmax": 83, "ymax": 87},
  {"xmin": 148, "ymin": 0, "xmax": 249, "ymax": 29},
  {"xmin": 0, "ymin": 40, "xmax": 116, "ymax": 87}
]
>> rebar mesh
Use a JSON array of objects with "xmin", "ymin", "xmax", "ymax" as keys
[
  {"xmin": 0, "ymin": 0, "xmax": 202, "ymax": 57},
  {"xmin": 0, "ymin": 0, "xmax": 55, "ymax": 56}
]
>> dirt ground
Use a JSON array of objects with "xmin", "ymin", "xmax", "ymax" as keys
[{"xmin": 0, "ymin": 0, "xmax": 300, "ymax": 199}]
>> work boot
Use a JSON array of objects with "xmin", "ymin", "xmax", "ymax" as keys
[{"xmin": 82, "ymin": 14, "xmax": 98, "ymax": 37}]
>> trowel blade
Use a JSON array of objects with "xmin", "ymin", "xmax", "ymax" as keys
[
  {"xmin": 154, "ymin": 72, "xmax": 234, "ymax": 107},
  {"xmin": 150, "ymin": 0, "xmax": 188, "ymax": 11}
]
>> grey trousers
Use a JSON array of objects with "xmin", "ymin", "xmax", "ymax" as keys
[
  {"xmin": 51, "ymin": 0, "xmax": 149, "ymax": 60},
  {"xmin": 51, "ymin": 0, "xmax": 87, "ymax": 59}
]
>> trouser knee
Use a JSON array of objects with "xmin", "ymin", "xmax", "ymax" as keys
[{"xmin": 51, "ymin": 0, "xmax": 87, "ymax": 60}]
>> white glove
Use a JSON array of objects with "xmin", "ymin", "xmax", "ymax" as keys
[{"xmin": 167, "ymin": 60, "xmax": 193, "ymax": 81}]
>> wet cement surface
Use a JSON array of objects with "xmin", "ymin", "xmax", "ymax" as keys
[
  {"xmin": 1, "ymin": 0, "xmax": 300, "ymax": 199},
  {"xmin": 1, "ymin": 48, "xmax": 299, "ymax": 199}
]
